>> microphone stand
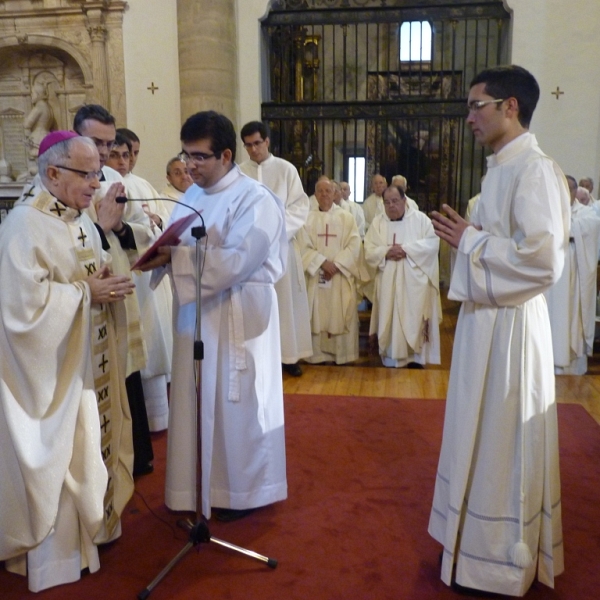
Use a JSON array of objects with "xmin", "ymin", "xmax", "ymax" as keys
[{"xmin": 130, "ymin": 199, "xmax": 277, "ymax": 600}]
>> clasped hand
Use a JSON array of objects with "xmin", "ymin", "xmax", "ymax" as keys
[{"xmin": 87, "ymin": 265, "xmax": 135, "ymax": 304}]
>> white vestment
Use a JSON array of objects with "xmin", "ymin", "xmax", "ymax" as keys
[
  {"xmin": 298, "ymin": 205, "xmax": 361, "ymax": 364},
  {"xmin": 153, "ymin": 166, "xmax": 288, "ymax": 518},
  {"xmin": 362, "ymin": 193, "xmax": 384, "ymax": 231},
  {"xmin": 124, "ymin": 172, "xmax": 173, "ymax": 431},
  {"xmin": 340, "ymin": 199, "xmax": 366, "ymax": 238},
  {"xmin": 429, "ymin": 133, "xmax": 568, "ymax": 596},
  {"xmin": 160, "ymin": 182, "xmax": 184, "ymax": 214},
  {"xmin": 545, "ymin": 200, "xmax": 600, "ymax": 374},
  {"xmin": 240, "ymin": 154, "xmax": 312, "ymax": 363},
  {"xmin": 364, "ymin": 207, "xmax": 441, "ymax": 367},
  {"xmin": 362, "ymin": 192, "xmax": 418, "ymax": 232},
  {"xmin": 0, "ymin": 187, "xmax": 133, "ymax": 591}
]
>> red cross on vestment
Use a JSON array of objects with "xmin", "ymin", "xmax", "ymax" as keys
[{"xmin": 317, "ymin": 224, "xmax": 337, "ymax": 246}]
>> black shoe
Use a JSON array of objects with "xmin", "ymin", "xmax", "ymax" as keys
[
  {"xmin": 133, "ymin": 462, "xmax": 154, "ymax": 477},
  {"xmin": 282, "ymin": 362, "xmax": 302, "ymax": 377},
  {"xmin": 407, "ymin": 362, "xmax": 424, "ymax": 369},
  {"xmin": 213, "ymin": 508, "xmax": 255, "ymax": 522}
]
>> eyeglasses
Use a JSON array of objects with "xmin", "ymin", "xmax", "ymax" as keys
[
  {"xmin": 91, "ymin": 137, "xmax": 116, "ymax": 151},
  {"xmin": 178, "ymin": 150, "xmax": 216, "ymax": 165},
  {"xmin": 467, "ymin": 99, "xmax": 505, "ymax": 114},
  {"xmin": 54, "ymin": 165, "xmax": 103, "ymax": 181},
  {"xmin": 243, "ymin": 140, "xmax": 265, "ymax": 150}
]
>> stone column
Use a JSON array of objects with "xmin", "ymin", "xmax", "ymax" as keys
[
  {"xmin": 86, "ymin": 9, "xmax": 109, "ymax": 108},
  {"xmin": 176, "ymin": 0, "xmax": 239, "ymax": 125}
]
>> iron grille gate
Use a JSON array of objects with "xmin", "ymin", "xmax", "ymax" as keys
[{"xmin": 261, "ymin": 0, "xmax": 510, "ymax": 215}]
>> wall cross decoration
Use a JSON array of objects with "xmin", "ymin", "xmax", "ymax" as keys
[{"xmin": 551, "ymin": 87, "xmax": 564, "ymax": 100}]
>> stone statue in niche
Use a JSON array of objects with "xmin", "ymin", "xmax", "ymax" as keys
[{"xmin": 22, "ymin": 77, "xmax": 57, "ymax": 176}]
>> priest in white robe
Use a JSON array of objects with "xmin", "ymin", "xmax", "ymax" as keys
[
  {"xmin": 429, "ymin": 66, "xmax": 567, "ymax": 596},
  {"xmin": 364, "ymin": 185, "xmax": 441, "ymax": 367},
  {"xmin": 239, "ymin": 121, "xmax": 312, "ymax": 376},
  {"xmin": 0, "ymin": 133, "xmax": 135, "ymax": 592},
  {"xmin": 361, "ymin": 173, "xmax": 387, "ymax": 231},
  {"xmin": 74, "ymin": 106, "xmax": 155, "ymax": 476},
  {"xmin": 160, "ymin": 156, "xmax": 193, "ymax": 211},
  {"xmin": 299, "ymin": 178, "xmax": 361, "ymax": 364},
  {"xmin": 144, "ymin": 111, "xmax": 288, "ymax": 522},
  {"xmin": 339, "ymin": 180, "xmax": 366, "ymax": 237},
  {"xmin": 545, "ymin": 175, "xmax": 600, "ymax": 374},
  {"xmin": 107, "ymin": 133, "xmax": 173, "ymax": 432}
]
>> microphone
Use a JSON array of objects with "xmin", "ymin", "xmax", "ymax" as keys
[{"xmin": 116, "ymin": 196, "xmax": 205, "ymax": 237}]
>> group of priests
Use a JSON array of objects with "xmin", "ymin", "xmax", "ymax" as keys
[{"xmin": 239, "ymin": 123, "xmax": 443, "ymax": 372}]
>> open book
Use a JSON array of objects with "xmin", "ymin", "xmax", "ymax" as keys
[{"xmin": 131, "ymin": 213, "xmax": 198, "ymax": 270}]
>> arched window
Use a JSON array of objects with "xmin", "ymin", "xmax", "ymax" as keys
[{"xmin": 399, "ymin": 21, "xmax": 432, "ymax": 62}]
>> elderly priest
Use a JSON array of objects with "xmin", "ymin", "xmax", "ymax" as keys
[
  {"xmin": 0, "ymin": 131, "xmax": 135, "ymax": 592},
  {"xmin": 364, "ymin": 184, "xmax": 441, "ymax": 367}
]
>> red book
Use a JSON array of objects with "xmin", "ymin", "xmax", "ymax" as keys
[{"xmin": 131, "ymin": 213, "xmax": 198, "ymax": 270}]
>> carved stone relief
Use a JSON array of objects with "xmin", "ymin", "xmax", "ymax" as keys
[{"xmin": 0, "ymin": 0, "xmax": 127, "ymax": 189}]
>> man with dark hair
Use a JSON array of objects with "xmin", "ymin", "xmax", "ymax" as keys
[
  {"xmin": 0, "ymin": 132, "xmax": 135, "ymax": 591},
  {"xmin": 116, "ymin": 127, "xmax": 140, "ymax": 171},
  {"xmin": 73, "ymin": 104, "xmax": 155, "ymax": 477},
  {"xmin": 429, "ymin": 65, "xmax": 568, "ymax": 595},
  {"xmin": 143, "ymin": 110, "xmax": 288, "ymax": 522},
  {"xmin": 240, "ymin": 120, "xmax": 312, "ymax": 376}
]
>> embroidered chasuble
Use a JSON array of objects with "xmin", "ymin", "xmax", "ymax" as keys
[
  {"xmin": 0, "ymin": 187, "xmax": 133, "ymax": 591},
  {"xmin": 299, "ymin": 205, "xmax": 361, "ymax": 364}
]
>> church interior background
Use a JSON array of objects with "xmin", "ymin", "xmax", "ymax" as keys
[{"xmin": 1, "ymin": 0, "xmax": 600, "ymax": 234}]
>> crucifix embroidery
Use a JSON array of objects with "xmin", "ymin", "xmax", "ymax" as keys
[
  {"xmin": 317, "ymin": 224, "xmax": 337, "ymax": 246},
  {"xmin": 100, "ymin": 413, "xmax": 110, "ymax": 434},
  {"xmin": 22, "ymin": 186, "xmax": 35, "ymax": 200},
  {"xmin": 78, "ymin": 227, "xmax": 88, "ymax": 247},
  {"xmin": 98, "ymin": 353, "xmax": 108, "ymax": 374},
  {"xmin": 388, "ymin": 234, "xmax": 397, "ymax": 246},
  {"xmin": 50, "ymin": 202, "xmax": 65, "ymax": 217}
]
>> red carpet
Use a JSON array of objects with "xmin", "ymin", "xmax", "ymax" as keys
[{"xmin": 2, "ymin": 396, "xmax": 599, "ymax": 599}]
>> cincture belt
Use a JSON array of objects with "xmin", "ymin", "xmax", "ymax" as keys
[{"xmin": 228, "ymin": 284, "xmax": 246, "ymax": 401}]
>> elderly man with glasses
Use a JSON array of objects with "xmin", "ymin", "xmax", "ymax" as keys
[{"xmin": 0, "ymin": 131, "xmax": 136, "ymax": 591}]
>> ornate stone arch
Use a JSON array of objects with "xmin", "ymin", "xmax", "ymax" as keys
[{"xmin": 0, "ymin": 34, "xmax": 94, "ymax": 86}]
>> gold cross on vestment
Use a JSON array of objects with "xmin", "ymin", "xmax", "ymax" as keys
[
  {"xmin": 147, "ymin": 81, "xmax": 159, "ymax": 95},
  {"xmin": 99, "ymin": 353, "xmax": 109, "ymax": 373},
  {"xmin": 317, "ymin": 224, "xmax": 337, "ymax": 246},
  {"xmin": 551, "ymin": 87, "xmax": 564, "ymax": 100}
]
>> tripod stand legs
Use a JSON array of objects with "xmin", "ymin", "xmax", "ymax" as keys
[{"xmin": 137, "ymin": 518, "xmax": 277, "ymax": 599}]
